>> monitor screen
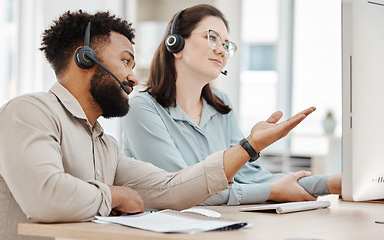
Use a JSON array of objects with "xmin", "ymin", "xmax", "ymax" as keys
[{"xmin": 342, "ymin": 0, "xmax": 384, "ymax": 201}]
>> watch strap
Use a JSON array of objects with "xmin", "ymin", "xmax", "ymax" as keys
[{"xmin": 239, "ymin": 138, "xmax": 260, "ymax": 162}]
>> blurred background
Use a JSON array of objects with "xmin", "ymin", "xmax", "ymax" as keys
[{"xmin": 0, "ymin": 0, "xmax": 342, "ymax": 175}]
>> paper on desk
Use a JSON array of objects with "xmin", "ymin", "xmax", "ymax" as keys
[
  {"xmin": 240, "ymin": 200, "xmax": 331, "ymax": 214},
  {"xmin": 95, "ymin": 209, "xmax": 247, "ymax": 233}
]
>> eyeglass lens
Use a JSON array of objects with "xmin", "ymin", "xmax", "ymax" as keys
[{"xmin": 207, "ymin": 30, "xmax": 237, "ymax": 57}]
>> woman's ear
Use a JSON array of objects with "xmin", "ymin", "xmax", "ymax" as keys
[{"xmin": 173, "ymin": 51, "xmax": 183, "ymax": 59}]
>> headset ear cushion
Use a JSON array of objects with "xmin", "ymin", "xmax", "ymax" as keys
[
  {"xmin": 165, "ymin": 34, "xmax": 185, "ymax": 53},
  {"xmin": 74, "ymin": 46, "xmax": 97, "ymax": 69}
]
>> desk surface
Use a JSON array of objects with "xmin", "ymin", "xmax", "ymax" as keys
[{"xmin": 18, "ymin": 195, "xmax": 384, "ymax": 240}]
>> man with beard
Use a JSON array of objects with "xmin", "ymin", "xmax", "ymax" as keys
[{"xmin": 0, "ymin": 10, "xmax": 315, "ymax": 240}]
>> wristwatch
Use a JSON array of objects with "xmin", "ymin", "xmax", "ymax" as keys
[{"xmin": 239, "ymin": 138, "xmax": 260, "ymax": 162}]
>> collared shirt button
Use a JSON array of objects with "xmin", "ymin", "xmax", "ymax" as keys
[{"xmin": 96, "ymin": 169, "xmax": 101, "ymax": 175}]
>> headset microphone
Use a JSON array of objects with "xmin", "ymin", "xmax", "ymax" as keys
[
  {"xmin": 221, "ymin": 70, "xmax": 228, "ymax": 76},
  {"xmin": 74, "ymin": 21, "xmax": 132, "ymax": 95}
]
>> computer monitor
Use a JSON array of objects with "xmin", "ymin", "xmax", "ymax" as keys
[{"xmin": 342, "ymin": 0, "xmax": 384, "ymax": 201}]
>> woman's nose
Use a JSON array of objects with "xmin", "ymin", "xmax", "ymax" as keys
[{"xmin": 215, "ymin": 43, "xmax": 227, "ymax": 57}]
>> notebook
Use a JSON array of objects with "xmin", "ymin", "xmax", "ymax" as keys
[
  {"xmin": 94, "ymin": 209, "xmax": 247, "ymax": 233},
  {"xmin": 240, "ymin": 201, "xmax": 330, "ymax": 214}
]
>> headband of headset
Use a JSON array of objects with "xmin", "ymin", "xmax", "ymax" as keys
[{"xmin": 165, "ymin": 9, "xmax": 186, "ymax": 53}]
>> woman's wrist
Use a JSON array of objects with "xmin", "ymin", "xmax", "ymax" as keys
[{"xmin": 326, "ymin": 174, "xmax": 342, "ymax": 195}]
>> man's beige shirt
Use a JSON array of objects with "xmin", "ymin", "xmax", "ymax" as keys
[{"xmin": 0, "ymin": 83, "xmax": 231, "ymax": 240}]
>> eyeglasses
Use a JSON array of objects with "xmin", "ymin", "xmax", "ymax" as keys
[{"xmin": 191, "ymin": 30, "xmax": 237, "ymax": 58}]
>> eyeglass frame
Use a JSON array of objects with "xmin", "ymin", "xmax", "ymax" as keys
[{"xmin": 190, "ymin": 29, "xmax": 237, "ymax": 58}]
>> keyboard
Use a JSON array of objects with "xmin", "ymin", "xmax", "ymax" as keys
[{"xmin": 239, "ymin": 200, "xmax": 331, "ymax": 214}]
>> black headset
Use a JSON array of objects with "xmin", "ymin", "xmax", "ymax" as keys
[
  {"xmin": 74, "ymin": 21, "xmax": 132, "ymax": 94},
  {"xmin": 74, "ymin": 22, "xmax": 97, "ymax": 69},
  {"xmin": 165, "ymin": 9, "xmax": 186, "ymax": 53}
]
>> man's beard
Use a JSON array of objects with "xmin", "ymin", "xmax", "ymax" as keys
[{"xmin": 90, "ymin": 66, "xmax": 129, "ymax": 118}]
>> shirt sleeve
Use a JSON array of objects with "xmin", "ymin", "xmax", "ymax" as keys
[
  {"xmin": 114, "ymin": 150, "xmax": 232, "ymax": 210},
  {"xmin": 201, "ymin": 183, "xmax": 271, "ymax": 205},
  {"xmin": 298, "ymin": 175, "xmax": 329, "ymax": 196},
  {"xmin": 0, "ymin": 97, "xmax": 111, "ymax": 222},
  {"xmin": 202, "ymin": 174, "xmax": 330, "ymax": 205}
]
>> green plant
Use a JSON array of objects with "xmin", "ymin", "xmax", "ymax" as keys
[{"xmin": 326, "ymin": 110, "xmax": 334, "ymax": 118}]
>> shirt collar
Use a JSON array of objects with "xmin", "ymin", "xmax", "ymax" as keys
[
  {"xmin": 168, "ymin": 98, "xmax": 218, "ymax": 128},
  {"xmin": 49, "ymin": 82, "xmax": 104, "ymax": 136}
]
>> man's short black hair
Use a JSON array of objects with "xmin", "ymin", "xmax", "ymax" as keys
[{"xmin": 40, "ymin": 10, "xmax": 135, "ymax": 76}]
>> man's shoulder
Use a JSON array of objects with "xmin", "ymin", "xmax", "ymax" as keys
[
  {"xmin": 0, "ymin": 92, "xmax": 59, "ymax": 117},
  {"xmin": 2, "ymin": 92, "xmax": 55, "ymax": 108}
]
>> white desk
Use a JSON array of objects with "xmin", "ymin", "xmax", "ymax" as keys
[{"xmin": 18, "ymin": 195, "xmax": 384, "ymax": 240}]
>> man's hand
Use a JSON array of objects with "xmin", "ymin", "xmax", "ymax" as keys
[
  {"xmin": 223, "ymin": 107, "xmax": 316, "ymax": 180},
  {"xmin": 248, "ymin": 107, "xmax": 316, "ymax": 153},
  {"xmin": 269, "ymin": 171, "xmax": 317, "ymax": 202},
  {"xmin": 109, "ymin": 185, "xmax": 144, "ymax": 215}
]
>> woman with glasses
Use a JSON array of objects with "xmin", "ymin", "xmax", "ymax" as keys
[{"xmin": 122, "ymin": 4, "xmax": 341, "ymax": 205}]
